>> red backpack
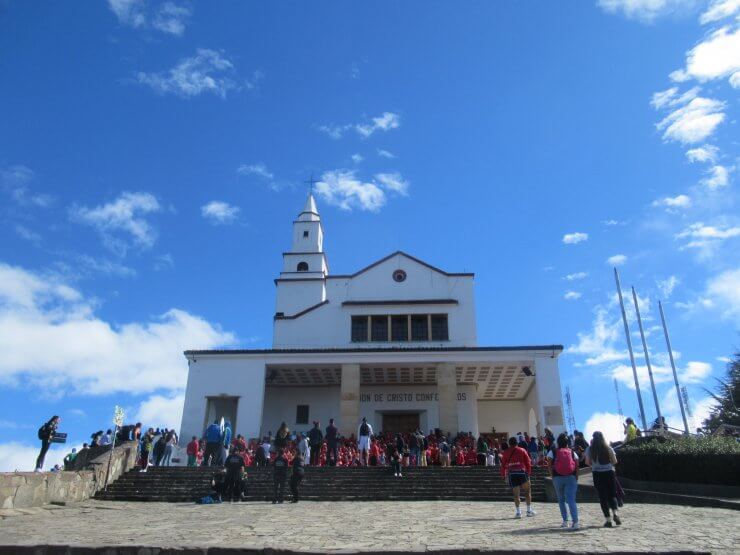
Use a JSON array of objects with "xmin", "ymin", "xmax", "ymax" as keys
[{"xmin": 553, "ymin": 447, "xmax": 577, "ymax": 476}]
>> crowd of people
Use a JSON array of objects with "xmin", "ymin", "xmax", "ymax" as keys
[{"xmin": 35, "ymin": 412, "xmax": 629, "ymax": 528}]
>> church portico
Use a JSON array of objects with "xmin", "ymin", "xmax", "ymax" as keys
[{"xmin": 180, "ymin": 192, "xmax": 565, "ymax": 448}]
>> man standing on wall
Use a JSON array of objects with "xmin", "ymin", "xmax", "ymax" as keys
[
  {"xmin": 307, "ymin": 421, "xmax": 323, "ymax": 466},
  {"xmin": 325, "ymin": 418, "xmax": 339, "ymax": 466},
  {"xmin": 358, "ymin": 417, "xmax": 373, "ymax": 466},
  {"xmin": 35, "ymin": 415, "xmax": 60, "ymax": 472}
]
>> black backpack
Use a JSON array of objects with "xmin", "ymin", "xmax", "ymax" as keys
[
  {"xmin": 38, "ymin": 423, "xmax": 48, "ymax": 440},
  {"xmin": 360, "ymin": 422, "xmax": 370, "ymax": 436}
]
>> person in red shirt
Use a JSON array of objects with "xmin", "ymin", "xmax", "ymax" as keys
[
  {"xmin": 455, "ymin": 448, "xmax": 465, "ymax": 466},
  {"xmin": 186, "ymin": 436, "xmax": 200, "ymax": 467},
  {"xmin": 500, "ymin": 436, "xmax": 535, "ymax": 518}
]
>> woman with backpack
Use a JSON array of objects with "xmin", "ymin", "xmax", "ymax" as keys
[
  {"xmin": 585, "ymin": 431, "xmax": 622, "ymax": 528},
  {"xmin": 36, "ymin": 415, "xmax": 60, "ymax": 472},
  {"xmin": 546, "ymin": 433, "xmax": 580, "ymax": 529}
]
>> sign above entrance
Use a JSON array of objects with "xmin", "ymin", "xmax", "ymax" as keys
[{"xmin": 360, "ymin": 392, "xmax": 467, "ymax": 403}]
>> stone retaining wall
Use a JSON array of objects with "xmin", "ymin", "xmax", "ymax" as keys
[{"xmin": 0, "ymin": 441, "xmax": 138, "ymax": 509}]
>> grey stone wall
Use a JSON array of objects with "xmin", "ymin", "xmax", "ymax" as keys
[{"xmin": 0, "ymin": 440, "xmax": 138, "ymax": 509}]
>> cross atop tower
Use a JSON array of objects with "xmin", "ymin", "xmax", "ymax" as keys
[{"xmin": 304, "ymin": 173, "xmax": 319, "ymax": 193}]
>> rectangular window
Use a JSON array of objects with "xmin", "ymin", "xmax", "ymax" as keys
[
  {"xmin": 303, "ymin": 230, "xmax": 309, "ymax": 238},
  {"xmin": 371, "ymin": 315, "xmax": 389, "ymax": 341},
  {"xmin": 296, "ymin": 405, "xmax": 309, "ymax": 424},
  {"xmin": 431, "ymin": 314, "xmax": 449, "ymax": 341},
  {"xmin": 351, "ymin": 316, "xmax": 368, "ymax": 342},
  {"xmin": 411, "ymin": 314, "xmax": 429, "ymax": 341},
  {"xmin": 391, "ymin": 315, "xmax": 409, "ymax": 341}
]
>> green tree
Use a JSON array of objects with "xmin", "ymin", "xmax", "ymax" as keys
[{"xmin": 702, "ymin": 351, "xmax": 740, "ymax": 433}]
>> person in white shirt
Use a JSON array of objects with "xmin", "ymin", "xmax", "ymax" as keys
[
  {"xmin": 357, "ymin": 417, "xmax": 373, "ymax": 466},
  {"xmin": 297, "ymin": 433, "xmax": 310, "ymax": 463}
]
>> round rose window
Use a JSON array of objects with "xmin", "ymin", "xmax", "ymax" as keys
[{"xmin": 392, "ymin": 269, "xmax": 407, "ymax": 282}]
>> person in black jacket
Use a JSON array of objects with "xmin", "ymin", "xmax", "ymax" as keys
[
  {"xmin": 290, "ymin": 451, "xmax": 305, "ymax": 503},
  {"xmin": 325, "ymin": 418, "xmax": 338, "ymax": 466},
  {"xmin": 307, "ymin": 421, "xmax": 323, "ymax": 466},
  {"xmin": 36, "ymin": 416, "xmax": 60, "ymax": 472},
  {"xmin": 272, "ymin": 449, "xmax": 289, "ymax": 504}
]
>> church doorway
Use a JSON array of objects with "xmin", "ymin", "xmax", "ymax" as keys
[
  {"xmin": 382, "ymin": 412, "xmax": 420, "ymax": 434},
  {"xmin": 203, "ymin": 396, "xmax": 239, "ymax": 436}
]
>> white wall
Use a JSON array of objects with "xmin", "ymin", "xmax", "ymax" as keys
[
  {"xmin": 261, "ymin": 386, "xmax": 340, "ymax": 437},
  {"xmin": 477, "ymin": 400, "xmax": 529, "ymax": 438},
  {"xmin": 274, "ymin": 253, "xmax": 476, "ymax": 348},
  {"xmin": 533, "ymin": 355, "xmax": 566, "ymax": 436},
  {"xmin": 180, "ymin": 357, "xmax": 267, "ymax": 442}
]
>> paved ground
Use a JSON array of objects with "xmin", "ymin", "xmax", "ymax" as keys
[{"xmin": 0, "ymin": 500, "xmax": 738, "ymax": 553}]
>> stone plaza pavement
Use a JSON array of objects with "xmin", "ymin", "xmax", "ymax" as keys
[{"xmin": 0, "ymin": 499, "xmax": 738, "ymax": 553}]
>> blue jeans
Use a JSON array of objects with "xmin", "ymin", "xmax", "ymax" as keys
[{"xmin": 552, "ymin": 475, "xmax": 578, "ymax": 523}]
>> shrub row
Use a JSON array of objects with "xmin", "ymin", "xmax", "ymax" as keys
[{"xmin": 616, "ymin": 451, "xmax": 740, "ymax": 486}]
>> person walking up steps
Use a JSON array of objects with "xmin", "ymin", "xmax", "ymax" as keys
[
  {"xmin": 585, "ymin": 431, "xmax": 622, "ymax": 528},
  {"xmin": 358, "ymin": 417, "xmax": 373, "ymax": 466},
  {"xmin": 500, "ymin": 436, "xmax": 535, "ymax": 519},
  {"xmin": 547, "ymin": 433, "xmax": 580, "ymax": 530},
  {"xmin": 272, "ymin": 448, "xmax": 289, "ymax": 504},
  {"xmin": 290, "ymin": 450, "xmax": 305, "ymax": 503}
]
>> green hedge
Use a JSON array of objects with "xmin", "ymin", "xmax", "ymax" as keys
[{"xmin": 616, "ymin": 437, "xmax": 740, "ymax": 486}]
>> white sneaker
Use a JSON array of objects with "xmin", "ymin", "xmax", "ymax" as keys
[
  {"xmin": 514, "ymin": 510, "xmax": 522, "ymax": 519},
  {"xmin": 560, "ymin": 521, "xmax": 569, "ymax": 528},
  {"xmin": 526, "ymin": 508, "xmax": 536, "ymax": 517},
  {"xmin": 571, "ymin": 522, "xmax": 580, "ymax": 530},
  {"xmin": 34, "ymin": 468, "xmax": 41, "ymax": 473}
]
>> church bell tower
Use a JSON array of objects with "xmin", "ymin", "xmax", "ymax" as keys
[{"xmin": 274, "ymin": 192, "xmax": 328, "ymax": 317}]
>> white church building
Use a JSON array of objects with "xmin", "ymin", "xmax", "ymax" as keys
[{"xmin": 180, "ymin": 193, "xmax": 565, "ymax": 443}]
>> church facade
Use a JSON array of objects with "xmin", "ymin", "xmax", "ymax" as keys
[{"xmin": 180, "ymin": 194, "xmax": 565, "ymax": 442}]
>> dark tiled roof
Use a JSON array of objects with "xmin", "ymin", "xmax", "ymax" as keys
[{"xmin": 184, "ymin": 345, "xmax": 563, "ymax": 356}]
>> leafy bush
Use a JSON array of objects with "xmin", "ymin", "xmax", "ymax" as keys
[{"xmin": 616, "ymin": 437, "xmax": 740, "ymax": 486}]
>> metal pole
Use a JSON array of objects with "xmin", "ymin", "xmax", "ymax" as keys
[
  {"xmin": 104, "ymin": 426, "xmax": 117, "ymax": 491},
  {"xmin": 632, "ymin": 287, "xmax": 662, "ymax": 426},
  {"xmin": 658, "ymin": 301, "xmax": 690, "ymax": 435},
  {"xmin": 614, "ymin": 268, "xmax": 647, "ymax": 431}
]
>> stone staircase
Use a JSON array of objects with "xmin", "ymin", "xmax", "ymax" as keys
[{"xmin": 96, "ymin": 465, "xmax": 548, "ymax": 502}]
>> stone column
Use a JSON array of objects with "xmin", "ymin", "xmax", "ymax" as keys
[
  {"xmin": 340, "ymin": 363, "xmax": 360, "ymax": 437},
  {"xmin": 437, "ymin": 363, "xmax": 459, "ymax": 436}
]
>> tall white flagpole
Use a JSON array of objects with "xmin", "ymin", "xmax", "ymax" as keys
[
  {"xmin": 614, "ymin": 268, "xmax": 647, "ymax": 430},
  {"xmin": 658, "ymin": 301, "xmax": 690, "ymax": 435},
  {"xmin": 632, "ymin": 287, "xmax": 662, "ymax": 426}
]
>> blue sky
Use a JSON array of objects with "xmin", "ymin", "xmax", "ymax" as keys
[{"xmin": 1, "ymin": 0, "xmax": 738, "ymax": 470}]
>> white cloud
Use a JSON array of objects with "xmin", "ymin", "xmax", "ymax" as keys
[
  {"xmin": 0, "ymin": 441, "xmax": 75, "ymax": 473},
  {"xmin": 650, "ymin": 86, "xmax": 700, "ymax": 109},
  {"xmin": 137, "ymin": 49, "xmax": 237, "ymax": 98},
  {"xmin": 70, "ymin": 191, "xmax": 160, "ymax": 254},
  {"xmin": 201, "ymin": 201, "xmax": 240, "ymax": 225},
  {"xmin": 700, "ymin": 0, "xmax": 740, "ymax": 23},
  {"xmin": 356, "ymin": 112, "xmax": 401, "ymax": 138},
  {"xmin": 731, "ymin": 71, "xmax": 740, "ymax": 88},
  {"xmin": 584, "ymin": 412, "xmax": 625, "ymax": 444},
  {"xmin": 564, "ymin": 291, "xmax": 582, "ymax": 300},
  {"xmin": 602, "ymin": 219, "xmax": 626, "ymax": 226},
  {"xmin": 1, "ymin": 165, "xmax": 53, "ymax": 208},
  {"xmin": 319, "ymin": 112, "xmax": 401, "ymax": 139},
  {"xmin": 374, "ymin": 172, "xmax": 409, "ymax": 196},
  {"xmin": 107, "ymin": 0, "xmax": 146, "ymax": 28},
  {"xmin": 652, "ymin": 194, "xmax": 692, "ymax": 210},
  {"xmin": 315, "ymin": 170, "xmax": 386, "ymax": 212},
  {"xmin": 108, "ymin": 0, "xmax": 191, "ymax": 36},
  {"xmin": 685, "ymin": 144, "xmax": 719, "ymax": 163},
  {"xmin": 607, "ymin": 254, "xmax": 628, "ymax": 266},
  {"xmin": 656, "ymin": 96, "xmax": 726, "ymax": 144},
  {"xmin": 377, "ymin": 149, "xmax": 396, "ymax": 159},
  {"xmin": 567, "ymin": 306, "xmax": 627, "ymax": 366},
  {"xmin": 135, "ymin": 392, "xmax": 184, "ymax": 432},
  {"xmin": 564, "ymin": 272, "xmax": 588, "ymax": 281},
  {"xmin": 351, "ymin": 154, "xmax": 363, "ymax": 164},
  {"xmin": 152, "ymin": 2, "xmax": 191, "ymax": 36},
  {"xmin": 15, "ymin": 224, "xmax": 41, "ymax": 244},
  {"xmin": 675, "ymin": 222, "xmax": 740, "ymax": 252},
  {"xmin": 0, "ymin": 263, "xmax": 235, "ymax": 395},
  {"xmin": 706, "ymin": 268, "xmax": 740, "ymax": 317},
  {"xmin": 700, "ymin": 165, "xmax": 730, "ymax": 189},
  {"xmin": 671, "ymin": 26, "xmax": 740, "ymax": 85},
  {"xmin": 657, "ymin": 275, "xmax": 680, "ymax": 297},
  {"xmin": 598, "ymin": 0, "xmax": 697, "ymax": 22},
  {"xmin": 562, "ymin": 232, "xmax": 588, "ymax": 244},
  {"xmin": 237, "ymin": 163, "xmax": 273, "ymax": 180},
  {"xmin": 680, "ymin": 361, "xmax": 712, "ymax": 383}
]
